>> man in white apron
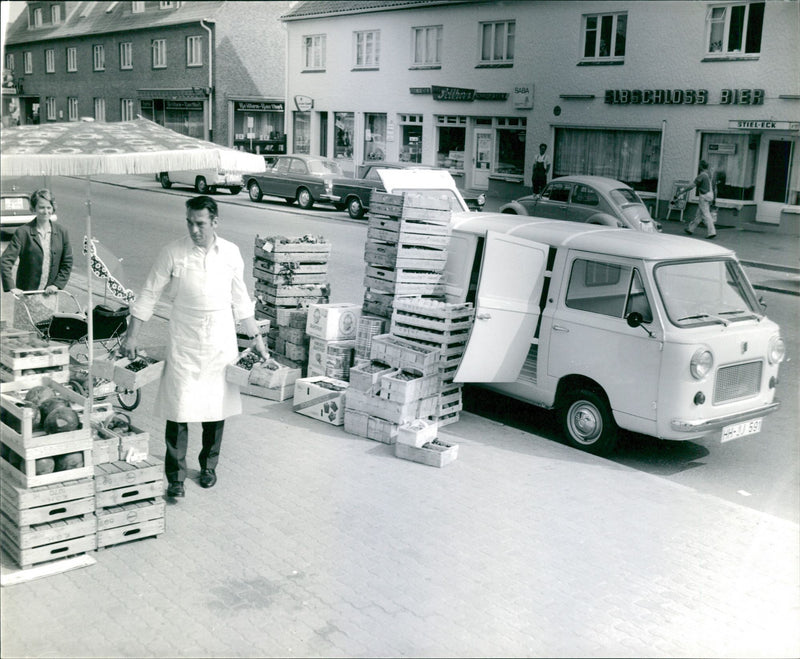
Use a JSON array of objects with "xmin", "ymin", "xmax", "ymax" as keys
[{"xmin": 121, "ymin": 196, "xmax": 267, "ymax": 499}]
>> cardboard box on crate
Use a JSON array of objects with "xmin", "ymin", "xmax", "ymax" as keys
[
  {"xmin": 0, "ymin": 378, "xmax": 94, "ymax": 489},
  {"xmin": 292, "ymin": 376, "xmax": 348, "ymax": 425},
  {"xmin": 0, "ymin": 477, "xmax": 97, "ymax": 570},
  {"xmin": 355, "ymin": 315, "xmax": 386, "ymax": 361},
  {"xmin": 94, "ymin": 459, "xmax": 165, "ymax": 549},
  {"xmin": 307, "ymin": 338, "xmax": 355, "ymax": 380},
  {"xmin": 305, "ymin": 302, "xmax": 361, "ymax": 341}
]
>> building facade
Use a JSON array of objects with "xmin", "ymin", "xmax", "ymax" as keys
[
  {"xmin": 282, "ymin": 0, "xmax": 800, "ymax": 225},
  {"xmin": 2, "ymin": 0, "xmax": 291, "ymax": 156}
]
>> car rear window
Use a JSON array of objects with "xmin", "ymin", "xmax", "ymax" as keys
[
  {"xmin": 309, "ymin": 160, "xmax": 344, "ymax": 175},
  {"xmin": 610, "ymin": 188, "xmax": 644, "ymax": 206}
]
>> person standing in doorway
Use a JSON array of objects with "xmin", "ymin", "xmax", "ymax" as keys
[
  {"xmin": 120, "ymin": 196, "xmax": 267, "ymax": 499},
  {"xmin": 674, "ymin": 160, "xmax": 717, "ymax": 239},
  {"xmin": 531, "ymin": 143, "xmax": 551, "ymax": 194}
]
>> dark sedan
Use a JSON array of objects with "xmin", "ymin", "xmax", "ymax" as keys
[
  {"xmin": 244, "ymin": 155, "xmax": 345, "ymax": 210},
  {"xmin": 499, "ymin": 175, "xmax": 659, "ymax": 232}
]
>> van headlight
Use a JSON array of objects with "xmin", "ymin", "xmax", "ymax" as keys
[
  {"xmin": 768, "ymin": 335, "xmax": 786, "ymax": 364},
  {"xmin": 690, "ymin": 348, "xmax": 713, "ymax": 380}
]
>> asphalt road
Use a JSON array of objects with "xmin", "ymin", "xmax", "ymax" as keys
[{"xmin": 3, "ymin": 175, "xmax": 798, "ymax": 524}]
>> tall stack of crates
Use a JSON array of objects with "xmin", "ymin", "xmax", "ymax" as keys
[
  {"xmin": 362, "ymin": 191, "xmax": 452, "ymax": 319},
  {"xmin": 253, "ymin": 235, "xmax": 331, "ymax": 374},
  {"xmin": 390, "ymin": 298, "xmax": 475, "ymax": 427}
]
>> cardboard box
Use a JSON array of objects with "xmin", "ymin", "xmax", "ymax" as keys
[
  {"xmin": 305, "ymin": 303, "xmax": 361, "ymax": 341},
  {"xmin": 307, "ymin": 338, "xmax": 355, "ymax": 379},
  {"xmin": 292, "ymin": 376, "xmax": 348, "ymax": 425}
]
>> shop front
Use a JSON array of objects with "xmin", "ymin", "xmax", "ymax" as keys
[
  {"xmin": 231, "ymin": 100, "xmax": 286, "ymax": 156},
  {"xmin": 138, "ymin": 89, "xmax": 207, "ymax": 139}
]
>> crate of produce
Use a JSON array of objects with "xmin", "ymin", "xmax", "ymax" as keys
[
  {"xmin": 293, "ymin": 376, "xmax": 348, "ymax": 425},
  {"xmin": 253, "ymin": 268, "xmax": 328, "ymax": 287},
  {"xmin": 367, "ymin": 214, "xmax": 452, "ymax": 236},
  {"xmin": 91, "ymin": 423, "xmax": 120, "ymax": 465},
  {"xmin": 255, "ymin": 234, "xmax": 331, "ymax": 256},
  {"xmin": 345, "ymin": 389, "xmax": 438, "ymax": 426},
  {"xmin": 367, "ymin": 226, "xmax": 451, "ymax": 249},
  {"xmin": 1, "ymin": 477, "xmax": 95, "ymax": 527},
  {"xmin": 94, "ymin": 459, "xmax": 163, "ymax": 508},
  {"xmin": 378, "ymin": 370, "xmax": 441, "ymax": 404},
  {"xmin": 1, "ymin": 336, "xmax": 69, "ymax": 371},
  {"xmin": 363, "ymin": 275, "xmax": 444, "ymax": 297},
  {"xmin": 278, "ymin": 325, "xmax": 306, "ymax": 344},
  {"xmin": 365, "ymin": 265, "xmax": 445, "ymax": 285},
  {"xmin": 305, "ymin": 303, "xmax": 361, "ymax": 341},
  {"xmin": 1, "ymin": 431, "xmax": 93, "ymax": 489},
  {"xmin": 0, "ymin": 513, "xmax": 97, "ymax": 569},
  {"xmin": 95, "ymin": 498, "xmax": 165, "ymax": 550},
  {"xmin": 226, "ymin": 350, "xmax": 286, "ymax": 388},
  {"xmin": 369, "ymin": 334, "xmax": 441, "ymax": 375},
  {"xmin": 364, "ymin": 241, "xmax": 448, "ymax": 270},
  {"xmin": 362, "ymin": 289, "xmax": 395, "ymax": 319},
  {"xmin": 0, "ymin": 362, "xmax": 70, "ymax": 386},
  {"xmin": 394, "ymin": 438, "xmax": 458, "ymax": 468},
  {"xmin": 348, "ymin": 360, "xmax": 395, "ymax": 393},
  {"xmin": 435, "ymin": 384, "xmax": 463, "ymax": 415},
  {"xmin": 396, "ymin": 419, "xmax": 438, "ymax": 448},
  {"xmin": 432, "ymin": 410, "xmax": 460, "ymax": 427},
  {"xmin": 94, "ymin": 348, "xmax": 165, "ymax": 391},
  {"xmin": 371, "ymin": 190, "xmax": 453, "ymax": 213},
  {"xmin": 343, "ymin": 409, "xmax": 398, "ymax": 444},
  {"xmin": 253, "ymin": 259, "xmax": 328, "ymax": 278},
  {"xmin": 242, "ymin": 367, "xmax": 301, "ymax": 401},
  {"xmin": 97, "ymin": 412, "xmax": 150, "ymax": 462}
]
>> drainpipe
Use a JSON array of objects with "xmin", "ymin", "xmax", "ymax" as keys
[
  {"xmin": 656, "ymin": 119, "xmax": 666, "ymax": 220},
  {"xmin": 201, "ymin": 19, "xmax": 213, "ymax": 141}
]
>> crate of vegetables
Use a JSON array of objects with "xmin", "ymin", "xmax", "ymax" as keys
[
  {"xmin": 226, "ymin": 350, "xmax": 285, "ymax": 388},
  {"xmin": 100, "ymin": 350, "xmax": 164, "ymax": 392},
  {"xmin": 1, "ymin": 334, "xmax": 69, "ymax": 371},
  {"xmin": 1, "ymin": 432, "xmax": 93, "ymax": 489}
]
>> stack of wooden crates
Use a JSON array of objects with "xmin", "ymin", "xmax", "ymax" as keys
[{"xmin": 253, "ymin": 235, "xmax": 331, "ymax": 375}]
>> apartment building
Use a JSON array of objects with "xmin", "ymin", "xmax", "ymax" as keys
[{"xmin": 281, "ymin": 0, "xmax": 799, "ymax": 225}]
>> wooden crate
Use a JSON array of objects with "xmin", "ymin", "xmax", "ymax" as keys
[
  {"xmin": 363, "ymin": 276, "xmax": 444, "ymax": 297},
  {"xmin": 94, "ymin": 460, "xmax": 163, "ymax": 508},
  {"xmin": 369, "ymin": 334, "xmax": 441, "ymax": 375},
  {"xmin": 95, "ymin": 498, "xmax": 165, "ymax": 531},
  {"xmin": 254, "ymin": 280, "xmax": 329, "ymax": 299},
  {"xmin": 1, "ymin": 477, "xmax": 95, "ymax": 527},
  {"xmin": 242, "ymin": 367, "xmax": 301, "ymax": 401},
  {"xmin": 1, "ymin": 431, "xmax": 93, "ymax": 489},
  {"xmin": 372, "ymin": 190, "xmax": 453, "ymax": 212},
  {"xmin": 362, "ymin": 289, "xmax": 395, "ymax": 319},
  {"xmin": 367, "ymin": 214, "xmax": 452, "ymax": 236},
  {"xmin": 92, "ymin": 424, "xmax": 120, "ymax": 465},
  {"xmin": 0, "ymin": 513, "xmax": 96, "ymax": 569},
  {"xmin": 0, "ymin": 363, "xmax": 70, "ymax": 386},
  {"xmin": 378, "ymin": 371, "xmax": 441, "ymax": 404},
  {"xmin": 364, "ymin": 241, "xmax": 448, "ymax": 270},
  {"xmin": 396, "ymin": 419, "xmax": 438, "ymax": 448},
  {"xmin": 96, "ymin": 516, "xmax": 165, "ymax": 550},
  {"xmin": 1, "ymin": 341, "xmax": 69, "ymax": 371},
  {"xmin": 257, "ymin": 291, "xmax": 330, "ymax": 308},
  {"xmin": 253, "ymin": 268, "xmax": 329, "ymax": 287},
  {"xmin": 278, "ymin": 325, "xmax": 306, "ymax": 344},
  {"xmin": 253, "ymin": 259, "xmax": 328, "ymax": 277},
  {"xmin": 345, "ymin": 389, "xmax": 438, "ymax": 426},
  {"xmin": 116, "ymin": 423, "xmax": 150, "ymax": 462},
  {"xmin": 394, "ymin": 439, "xmax": 458, "ymax": 468},
  {"xmin": 348, "ymin": 361, "xmax": 395, "ymax": 393},
  {"xmin": 254, "ymin": 236, "xmax": 331, "ymax": 255},
  {"xmin": 94, "ymin": 353, "xmax": 165, "ymax": 391},
  {"xmin": 433, "ymin": 410, "xmax": 460, "ymax": 427},
  {"xmin": 365, "ymin": 265, "xmax": 445, "ymax": 285},
  {"xmin": 367, "ymin": 226, "xmax": 451, "ymax": 249},
  {"xmin": 343, "ymin": 409, "xmax": 398, "ymax": 444}
]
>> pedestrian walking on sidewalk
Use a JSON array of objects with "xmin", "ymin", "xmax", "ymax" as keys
[
  {"xmin": 674, "ymin": 160, "xmax": 717, "ymax": 239},
  {"xmin": 120, "ymin": 196, "xmax": 267, "ymax": 499},
  {"xmin": 1, "ymin": 189, "xmax": 73, "ymax": 329},
  {"xmin": 531, "ymin": 143, "xmax": 551, "ymax": 194}
]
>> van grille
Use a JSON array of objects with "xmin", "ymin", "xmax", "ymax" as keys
[{"xmin": 713, "ymin": 361, "xmax": 762, "ymax": 404}]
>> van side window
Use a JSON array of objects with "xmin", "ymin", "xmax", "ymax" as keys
[
  {"xmin": 625, "ymin": 269, "xmax": 653, "ymax": 322},
  {"xmin": 566, "ymin": 258, "xmax": 631, "ymax": 318}
]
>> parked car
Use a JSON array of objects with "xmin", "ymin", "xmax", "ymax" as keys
[
  {"xmin": 158, "ymin": 169, "xmax": 243, "ymax": 195},
  {"xmin": 1, "ymin": 183, "xmax": 36, "ymax": 237},
  {"xmin": 499, "ymin": 175, "xmax": 659, "ymax": 232},
  {"xmin": 334, "ymin": 162, "xmax": 486, "ymax": 219},
  {"xmin": 244, "ymin": 155, "xmax": 344, "ymax": 210}
]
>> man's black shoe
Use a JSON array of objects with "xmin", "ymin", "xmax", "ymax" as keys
[
  {"xmin": 166, "ymin": 482, "xmax": 185, "ymax": 498},
  {"xmin": 200, "ymin": 468, "xmax": 217, "ymax": 489}
]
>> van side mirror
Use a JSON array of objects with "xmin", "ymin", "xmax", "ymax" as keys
[{"xmin": 626, "ymin": 312, "xmax": 644, "ymax": 328}]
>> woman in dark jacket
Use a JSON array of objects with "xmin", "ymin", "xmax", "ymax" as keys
[{"xmin": 1, "ymin": 189, "xmax": 73, "ymax": 327}]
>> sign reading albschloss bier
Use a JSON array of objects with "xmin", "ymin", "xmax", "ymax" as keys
[{"xmin": 605, "ymin": 89, "xmax": 765, "ymax": 105}]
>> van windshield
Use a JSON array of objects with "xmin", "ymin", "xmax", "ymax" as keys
[{"xmin": 654, "ymin": 259, "xmax": 761, "ymax": 326}]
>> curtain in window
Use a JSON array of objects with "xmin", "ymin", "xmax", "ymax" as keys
[
  {"xmin": 700, "ymin": 133, "xmax": 751, "ymax": 188},
  {"xmin": 554, "ymin": 129, "xmax": 660, "ymax": 183}
]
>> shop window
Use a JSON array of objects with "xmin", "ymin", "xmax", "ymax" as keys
[
  {"xmin": 186, "ymin": 36, "xmax": 202, "ymax": 67},
  {"xmin": 412, "ymin": 25, "xmax": 442, "ymax": 66},
  {"xmin": 164, "ymin": 100, "xmax": 203, "ymax": 138},
  {"xmin": 706, "ymin": 3, "xmax": 764, "ymax": 56},
  {"xmin": 436, "ymin": 116, "xmax": 467, "ymax": 171},
  {"xmin": 68, "ymin": 97, "xmax": 78, "ymax": 121},
  {"xmin": 67, "ymin": 47, "xmax": 77, "ymax": 72},
  {"xmin": 582, "ymin": 13, "xmax": 626, "ymax": 62},
  {"xmin": 24, "ymin": 51, "xmax": 33, "ymax": 74},
  {"xmin": 554, "ymin": 128, "xmax": 661, "ymax": 193},
  {"xmin": 701, "ymin": 133, "xmax": 757, "ymax": 201},
  {"xmin": 479, "ymin": 21, "xmax": 515, "ymax": 64},
  {"xmin": 45, "ymin": 49, "xmax": 55, "ymax": 73},
  {"xmin": 45, "ymin": 97, "xmax": 56, "ymax": 121},
  {"xmin": 120, "ymin": 42, "xmax": 132, "ymax": 70},
  {"xmin": 152, "ymin": 39, "xmax": 166, "ymax": 69},
  {"xmin": 94, "ymin": 97, "xmax": 106, "ymax": 122},
  {"xmin": 399, "ymin": 115, "xmax": 423, "ymax": 163},
  {"xmin": 233, "ymin": 102, "xmax": 285, "ymax": 155},
  {"xmin": 293, "ymin": 111, "xmax": 311, "ymax": 154},
  {"xmin": 93, "ymin": 45, "xmax": 105, "ymax": 71},
  {"xmin": 364, "ymin": 113, "xmax": 386, "ymax": 162},
  {"xmin": 334, "ymin": 112, "xmax": 354, "ymax": 159},
  {"xmin": 303, "ymin": 35, "xmax": 326, "ymax": 71},
  {"xmin": 354, "ymin": 30, "xmax": 380, "ymax": 69},
  {"xmin": 496, "ymin": 126, "xmax": 525, "ymax": 176},
  {"xmin": 121, "ymin": 98, "xmax": 135, "ymax": 121}
]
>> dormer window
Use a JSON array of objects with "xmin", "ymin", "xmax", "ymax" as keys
[
  {"xmin": 51, "ymin": 5, "xmax": 61, "ymax": 24},
  {"xmin": 160, "ymin": 1, "xmax": 175, "ymax": 8},
  {"xmin": 131, "ymin": 2, "xmax": 144, "ymax": 13},
  {"xmin": 32, "ymin": 7, "xmax": 43, "ymax": 27}
]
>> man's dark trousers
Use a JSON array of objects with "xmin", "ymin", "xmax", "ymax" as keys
[{"xmin": 165, "ymin": 420, "xmax": 224, "ymax": 484}]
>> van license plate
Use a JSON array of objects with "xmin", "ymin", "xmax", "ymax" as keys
[{"xmin": 721, "ymin": 418, "xmax": 762, "ymax": 442}]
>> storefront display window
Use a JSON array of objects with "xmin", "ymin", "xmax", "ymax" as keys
[
  {"xmin": 554, "ymin": 128, "xmax": 661, "ymax": 193},
  {"xmin": 334, "ymin": 112, "xmax": 355, "ymax": 174},
  {"xmin": 293, "ymin": 112, "xmax": 310, "ymax": 154},
  {"xmin": 700, "ymin": 132, "xmax": 757, "ymax": 201},
  {"xmin": 436, "ymin": 116, "xmax": 466, "ymax": 171},
  {"xmin": 233, "ymin": 101, "xmax": 285, "ymax": 155},
  {"xmin": 399, "ymin": 114, "xmax": 424, "ymax": 163},
  {"xmin": 364, "ymin": 113, "xmax": 386, "ymax": 162},
  {"xmin": 496, "ymin": 128, "xmax": 525, "ymax": 176}
]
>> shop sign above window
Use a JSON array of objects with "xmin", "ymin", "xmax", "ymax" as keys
[
  {"xmin": 235, "ymin": 101, "xmax": 285, "ymax": 112},
  {"xmin": 604, "ymin": 88, "xmax": 764, "ymax": 105}
]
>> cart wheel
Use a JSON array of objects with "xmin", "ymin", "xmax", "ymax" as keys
[
  {"xmin": 67, "ymin": 379, "xmax": 88, "ymax": 397},
  {"xmin": 116, "ymin": 388, "xmax": 141, "ymax": 411}
]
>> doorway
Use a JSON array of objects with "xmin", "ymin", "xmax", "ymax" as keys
[
  {"xmin": 473, "ymin": 128, "xmax": 494, "ymax": 189},
  {"xmin": 757, "ymin": 137, "xmax": 795, "ymax": 224},
  {"xmin": 319, "ymin": 112, "xmax": 328, "ymax": 157}
]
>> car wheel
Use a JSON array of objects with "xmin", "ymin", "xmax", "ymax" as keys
[
  {"xmin": 296, "ymin": 188, "xmax": 314, "ymax": 209},
  {"xmin": 195, "ymin": 177, "xmax": 209, "ymax": 194},
  {"xmin": 501, "ymin": 209, "xmax": 518, "ymax": 214},
  {"xmin": 248, "ymin": 181, "xmax": 263, "ymax": 202},
  {"xmin": 560, "ymin": 388, "xmax": 618, "ymax": 455},
  {"xmin": 159, "ymin": 173, "xmax": 172, "ymax": 189},
  {"xmin": 229, "ymin": 186, "xmax": 242, "ymax": 195},
  {"xmin": 208, "ymin": 186, "xmax": 218, "ymax": 194},
  {"xmin": 347, "ymin": 197, "xmax": 365, "ymax": 219}
]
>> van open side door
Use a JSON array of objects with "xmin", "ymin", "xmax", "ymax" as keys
[{"xmin": 455, "ymin": 231, "xmax": 550, "ymax": 382}]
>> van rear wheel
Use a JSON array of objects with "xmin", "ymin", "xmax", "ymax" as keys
[
  {"xmin": 560, "ymin": 388, "xmax": 618, "ymax": 455},
  {"xmin": 159, "ymin": 173, "xmax": 172, "ymax": 189}
]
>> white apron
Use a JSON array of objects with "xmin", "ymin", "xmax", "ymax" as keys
[{"xmin": 155, "ymin": 251, "xmax": 241, "ymax": 422}]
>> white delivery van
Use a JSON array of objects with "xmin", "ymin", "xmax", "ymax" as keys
[
  {"xmin": 378, "ymin": 171, "xmax": 786, "ymax": 455},
  {"xmin": 158, "ymin": 169, "xmax": 243, "ymax": 195}
]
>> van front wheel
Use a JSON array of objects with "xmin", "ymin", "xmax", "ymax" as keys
[{"xmin": 560, "ymin": 389, "xmax": 618, "ymax": 455}]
